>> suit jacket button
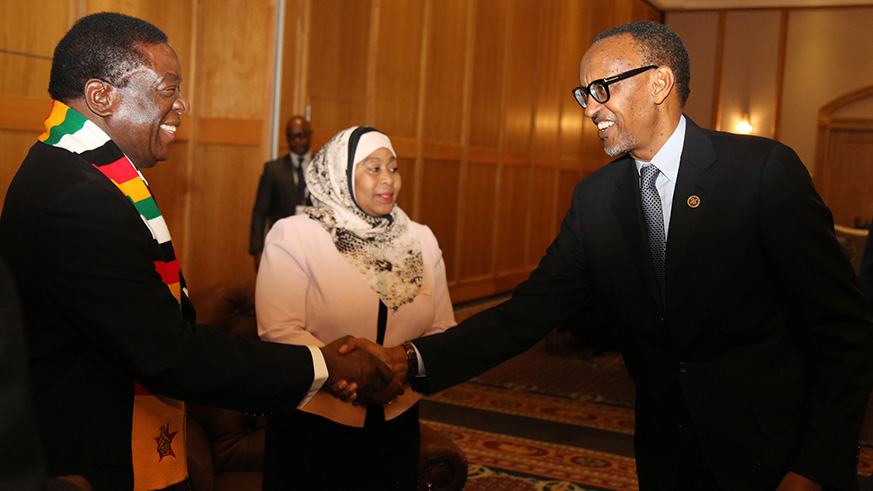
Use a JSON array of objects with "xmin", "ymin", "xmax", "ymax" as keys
[{"xmin": 678, "ymin": 362, "xmax": 688, "ymax": 373}]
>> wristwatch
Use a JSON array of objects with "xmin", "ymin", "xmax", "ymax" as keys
[{"xmin": 401, "ymin": 342, "xmax": 418, "ymax": 378}]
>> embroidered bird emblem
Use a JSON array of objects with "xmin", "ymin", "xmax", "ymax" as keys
[{"xmin": 154, "ymin": 423, "xmax": 178, "ymax": 461}]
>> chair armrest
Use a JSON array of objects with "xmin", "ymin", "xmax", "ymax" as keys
[
  {"xmin": 186, "ymin": 414, "xmax": 215, "ymax": 491},
  {"xmin": 417, "ymin": 423, "xmax": 467, "ymax": 491}
]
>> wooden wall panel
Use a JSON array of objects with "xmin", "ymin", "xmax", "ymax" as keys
[
  {"xmin": 0, "ymin": 99, "xmax": 48, "ymax": 199},
  {"xmin": 557, "ymin": 168, "xmax": 580, "ymax": 226},
  {"xmin": 0, "ymin": 132, "xmax": 41, "ymax": 199},
  {"xmin": 181, "ymin": 0, "xmax": 277, "ymax": 289},
  {"xmin": 468, "ymin": 1, "xmax": 505, "ymax": 149},
  {"xmin": 558, "ymin": 2, "xmax": 589, "ymax": 162},
  {"xmin": 502, "ymin": 0, "xmax": 538, "ymax": 156},
  {"xmin": 395, "ymin": 156, "xmax": 417, "ymax": 218},
  {"xmin": 822, "ymin": 128, "xmax": 873, "ymax": 227},
  {"xmin": 421, "ymin": 0, "xmax": 468, "ymax": 145},
  {"xmin": 527, "ymin": 167, "xmax": 559, "ymax": 265},
  {"xmin": 371, "ymin": 0, "xmax": 424, "ymax": 138},
  {"xmin": 530, "ymin": 2, "xmax": 562, "ymax": 163},
  {"xmin": 420, "ymin": 159, "xmax": 461, "ymax": 284},
  {"xmin": 308, "ymin": 0, "xmax": 370, "ymax": 132},
  {"xmin": 1, "ymin": 1, "xmax": 70, "ymax": 57},
  {"xmin": 197, "ymin": 2, "xmax": 275, "ymax": 119},
  {"xmin": 0, "ymin": 1, "xmax": 71, "ymax": 202},
  {"xmin": 187, "ymin": 145, "xmax": 263, "ymax": 286},
  {"xmin": 634, "ymin": 1, "xmax": 663, "ymax": 22},
  {"xmin": 496, "ymin": 165, "xmax": 530, "ymax": 274},
  {"xmin": 589, "ymin": 0, "xmax": 634, "ymax": 37},
  {"xmin": 0, "ymin": 53, "xmax": 53, "ymax": 99},
  {"xmin": 458, "ymin": 162, "xmax": 498, "ymax": 280}
]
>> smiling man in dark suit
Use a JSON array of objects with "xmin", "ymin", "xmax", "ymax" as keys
[
  {"xmin": 346, "ymin": 21, "xmax": 873, "ymax": 491},
  {"xmin": 0, "ymin": 12, "xmax": 396, "ymax": 490}
]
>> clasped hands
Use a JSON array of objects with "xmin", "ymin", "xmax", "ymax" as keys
[{"xmin": 320, "ymin": 336, "xmax": 409, "ymax": 406}]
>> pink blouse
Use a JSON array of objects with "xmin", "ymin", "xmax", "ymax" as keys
[{"xmin": 256, "ymin": 214, "xmax": 456, "ymax": 426}]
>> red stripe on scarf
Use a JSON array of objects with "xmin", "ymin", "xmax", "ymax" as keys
[
  {"xmin": 134, "ymin": 382, "xmax": 152, "ymax": 395},
  {"xmin": 154, "ymin": 259, "xmax": 181, "ymax": 285},
  {"xmin": 94, "ymin": 157, "xmax": 139, "ymax": 183}
]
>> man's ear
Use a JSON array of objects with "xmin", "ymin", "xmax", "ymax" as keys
[
  {"xmin": 652, "ymin": 66, "xmax": 675, "ymax": 105},
  {"xmin": 83, "ymin": 79, "xmax": 118, "ymax": 117}
]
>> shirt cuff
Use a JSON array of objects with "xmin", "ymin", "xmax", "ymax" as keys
[{"xmin": 299, "ymin": 345, "xmax": 328, "ymax": 408}]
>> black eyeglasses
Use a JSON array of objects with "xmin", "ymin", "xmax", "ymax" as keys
[
  {"xmin": 572, "ymin": 65, "xmax": 658, "ymax": 109},
  {"xmin": 287, "ymin": 131, "xmax": 312, "ymax": 140}
]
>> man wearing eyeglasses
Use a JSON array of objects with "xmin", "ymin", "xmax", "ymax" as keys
[
  {"xmin": 250, "ymin": 115, "xmax": 314, "ymax": 270},
  {"xmin": 343, "ymin": 20, "xmax": 873, "ymax": 491}
]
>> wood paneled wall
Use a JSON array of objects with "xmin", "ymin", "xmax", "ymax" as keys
[
  {"xmin": 280, "ymin": 0, "xmax": 660, "ymax": 302},
  {"xmin": 1, "ymin": 0, "xmax": 660, "ymax": 303}
]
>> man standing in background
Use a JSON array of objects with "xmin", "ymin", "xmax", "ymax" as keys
[{"xmin": 250, "ymin": 115, "xmax": 313, "ymax": 270}]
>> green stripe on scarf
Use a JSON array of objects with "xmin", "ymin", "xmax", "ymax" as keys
[{"xmin": 42, "ymin": 107, "xmax": 89, "ymax": 146}]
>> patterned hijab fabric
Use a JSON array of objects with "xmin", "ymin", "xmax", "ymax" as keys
[{"xmin": 304, "ymin": 126, "xmax": 423, "ymax": 311}]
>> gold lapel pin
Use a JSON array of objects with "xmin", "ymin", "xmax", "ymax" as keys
[{"xmin": 687, "ymin": 195, "xmax": 701, "ymax": 208}]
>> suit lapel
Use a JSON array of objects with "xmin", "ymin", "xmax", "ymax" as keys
[
  {"xmin": 666, "ymin": 118, "xmax": 718, "ymax": 285},
  {"xmin": 612, "ymin": 158, "xmax": 663, "ymax": 306}
]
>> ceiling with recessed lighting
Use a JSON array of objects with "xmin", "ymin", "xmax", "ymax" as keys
[{"xmin": 651, "ymin": 0, "xmax": 873, "ymax": 9}]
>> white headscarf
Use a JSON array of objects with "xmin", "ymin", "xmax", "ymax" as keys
[{"xmin": 303, "ymin": 126, "xmax": 423, "ymax": 311}]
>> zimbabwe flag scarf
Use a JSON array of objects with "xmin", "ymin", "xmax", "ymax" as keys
[{"xmin": 40, "ymin": 100, "xmax": 187, "ymax": 490}]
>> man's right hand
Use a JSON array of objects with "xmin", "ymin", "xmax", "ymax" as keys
[
  {"xmin": 338, "ymin": 337, "xmax": 409, "ymax": 383},
  {"xmin": 320, "ymin": 336, "xmax": 404, "ymax": 406}
]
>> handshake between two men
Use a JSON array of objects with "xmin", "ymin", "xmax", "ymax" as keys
[{"xmin": 319, "ymin": 336, "xmax": 410, "ymax": 405}]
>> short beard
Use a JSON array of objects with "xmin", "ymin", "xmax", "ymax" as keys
[{"xmin": 603, "ymin": 133, "xmax": 637, "ymax": 157}]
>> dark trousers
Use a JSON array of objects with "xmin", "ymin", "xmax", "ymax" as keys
[{"xmin": 262, "ymin": 403, "xmax": 420, "ymax": 491}]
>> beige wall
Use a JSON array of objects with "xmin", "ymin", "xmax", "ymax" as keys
[
  {"xmin": 1, "ymin": 0, "xmax": 660, "ymax": 302},
  {"xmin": 782, "ymin": 8, "xmax": 873, "ymax": 169},
  {"xmin": 665, "ymin": 6, "xmax": 873, "ymax": 173}
]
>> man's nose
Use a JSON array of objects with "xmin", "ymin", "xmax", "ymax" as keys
[
  {"xmin": 583, "ymin": 98, "xmax": 601, "ymax": 119},
  {"xmin": 175, "ymin": 93, "xmax": 190, "ymax": 115}
]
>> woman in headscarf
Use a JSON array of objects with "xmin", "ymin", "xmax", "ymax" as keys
[{"xmin": 255, "ymin": 126, "xmax": 456, "ymax": 490}]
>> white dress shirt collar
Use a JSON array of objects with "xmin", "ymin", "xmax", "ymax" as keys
[
  {"xmin": 289, "ymin": 150, "xmax": 312, "ymax": 169},
  {"xmin": 634, "ymin": 115, "xmax": 686, "ymax": 182}
]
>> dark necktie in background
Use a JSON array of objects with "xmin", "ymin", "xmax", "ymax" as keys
[
  {"xmin": 640, "ymin": 164, "xmax": 666, "ymax": 303},
  {"xmin": 295, "ymin": 157, "xmax": 306, "ymax": 193}
]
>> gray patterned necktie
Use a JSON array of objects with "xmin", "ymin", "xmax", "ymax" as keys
[{"xmin": 640, "ymin": 164, "xmax": 666, "ymax": 302}]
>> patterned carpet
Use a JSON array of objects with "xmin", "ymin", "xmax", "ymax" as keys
[
  {"xmin": 420, "ymin": 337, "xmax": 639, "ymax": 490},
  {"xmin": 424, "ymin": 420, "xmax": 638, "ymax": 491},
  {"xmin": 420, "ymin": 336, "xmax": 873, "ymax": 489},
  {"xmin": 426, "ymin": 383, "xmax": 634, "ymax": 435}
]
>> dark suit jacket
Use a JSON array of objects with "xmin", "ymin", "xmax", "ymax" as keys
[
  {"xmin": 250, "ymin": 154, "xmax": 308, "ymax": 255},
  {"xmin": 0, "ymin": 258, "xmax": 47, "ymax": 490},
  {"xmin": 412, "ymin": 118, "xmax": 873, "ymax": 490},
  {"xmin": 857, "ymin": 220, "xmax": 873, "ymax": 307},
  {"xmin": 0, "ymin": 142, "xmax": 316, "ymax": 490}
]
